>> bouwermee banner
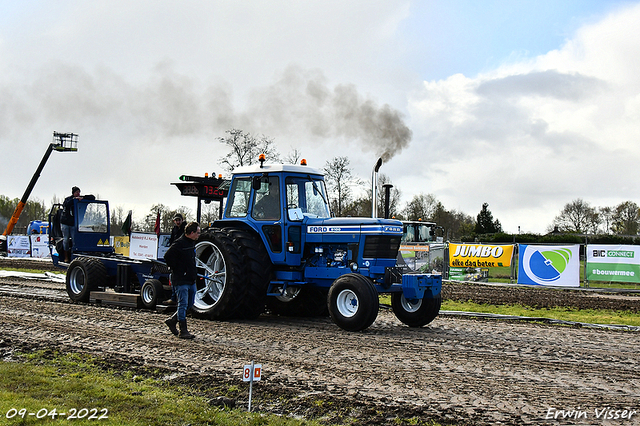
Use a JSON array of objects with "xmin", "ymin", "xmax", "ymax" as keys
[
  {"xmin": 517, "ymin": 244, "xmax": 580, "ymax": 287},
  {"xmin": 448, "ymin": 243, "xmax": 514, "ymax": 268},
  {"xmin": 586, "ymin": 244, "xmax": 640, "ymax": 284}
]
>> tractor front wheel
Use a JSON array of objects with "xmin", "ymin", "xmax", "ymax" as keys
[
  {"xmin": 328, "ymin": 273, "xmax": 379, "ymax": 331},
  {"xmin": 391, "ymin": 293, "xmax": 442, "ymax": 327}
]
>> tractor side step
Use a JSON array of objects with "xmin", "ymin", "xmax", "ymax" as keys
[{"xmin": 90, "ymin": 291, "xmax": 141, "ymax": 308}]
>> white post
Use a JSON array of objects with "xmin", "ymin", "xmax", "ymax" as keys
[{"xmin": 248, "ymin": 361, "xmax": 254, "ymax": 412}]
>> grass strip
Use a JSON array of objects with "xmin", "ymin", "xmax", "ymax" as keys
[
  {"xmin": 440, "ymin": 300, "xmax": 640, "ymax": 327},
  {"xmin": 0, "ymin": 351, "xmax": 319, "ymax": 426}
]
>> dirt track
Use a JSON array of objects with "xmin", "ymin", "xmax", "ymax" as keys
[{"xmin": 1, "ymin": 258, "xmax": 640, "ymax": 425}]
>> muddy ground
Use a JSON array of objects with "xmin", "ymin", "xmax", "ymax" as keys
[{"xmin": 1, "ymin": 257, "xmax": 639, "ymax": 425}]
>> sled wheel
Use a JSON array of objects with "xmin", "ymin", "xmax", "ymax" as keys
[
  {"xmin": 140, "ymin": 279, "xmax": 164, "ymax": 309},
  {"xmin": 66, "ymin": 257, "xmax": 106, "ymax": 303}
]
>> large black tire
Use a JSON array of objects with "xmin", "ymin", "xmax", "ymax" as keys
[
  {"xmin": 391, "ymin": 293, "xmax": 442, "ymax": 327},
  {"xmin": 225, "ymin": 228, "xmax": 272, "ymax": 320},
  {"xmin": 192, "ymin": 229, "xmax": 248, "ymax": 320},
  {"xmin": 328, "ymin": 273, "xmax": 379, "ymax": 331},
  {"xmin": 66, "ymin": 257, "xmax": 107, "ymax": 303},
  {"xmin": 266, "ymin": 287, "xmax": 329, "ymax": 317},
  {"xmin": 140, "ymin": 279, "xmax": 164, "ymax": 309}
]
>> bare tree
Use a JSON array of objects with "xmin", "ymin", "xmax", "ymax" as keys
[
  {"xmin": 218, "ymin": 128, "xmax": 281, "ymax": 172},
  {"xmin": 552, "ymin": 198, "xmax": 598, "ymax": 233},
  {"xmin": 432, "ymin": 202, "xmax": 474, "ymax": 240},
  {"xmin": 324, "ymin": 156, "xmax": 362, "ymax": 216},
  {"xmin": 142, "ymin": 204, "xmax": 183, "ymax": 234},
  {"xmin": 283, "ymin": 148, "xmax": 303, "ymax": 165},
  {"xmin": 200, "ymin": 202, "xmax": 221, "ymax": 226},
  {"xmin": 403, "ymin": 193, "xmax": 438, "ymax": 221},
  {"xmin": 612, "ymin": 201, "xmax": 640, "ymax": 235},
  {"xmin": 343, "ymin": 196, "xmax": 371, "ymax": 217},
  {"xmin": 598, "ymin": 206, "xmax": 614, "ymax": 234},
  {"xmin": 110, "ymin": 205, "xmax": 126, "ymax": 236},
  {"xmin": 374, "ymin": 174, "xmax": 401, "ymax": 219}
]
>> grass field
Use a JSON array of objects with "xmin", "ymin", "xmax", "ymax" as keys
[{"xmin": 0, "ymin": 351, "xmax": 323, "ymax": 426}]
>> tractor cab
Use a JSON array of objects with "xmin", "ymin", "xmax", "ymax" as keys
[
  {"xmin": 49, "ymin": 198, "xmax": 113, "ymax": 265},
  {"xmin": 216, "ymin": 160, "xmax": 331, "ymax": 266}
]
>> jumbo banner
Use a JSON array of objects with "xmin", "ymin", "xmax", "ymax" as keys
[
  {"xmin": 518, "ymin": 244, "xmax": 580, "ymax": 287},
  {"xmin": 586, "ymin": 245, "xmax": 640, "ymax": 284},
  {"xmin": 449, "ymin": 243, "xmax": 514, "ymax": 268}
]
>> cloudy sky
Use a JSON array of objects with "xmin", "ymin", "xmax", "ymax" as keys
[{"xmin": 1, "ymin": 0, "xmax": 639, "ymax": 234}]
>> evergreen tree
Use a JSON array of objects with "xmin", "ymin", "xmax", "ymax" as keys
[{"xmin": 475, "ymin": 203, "xmax": 502, "ymax": 234}]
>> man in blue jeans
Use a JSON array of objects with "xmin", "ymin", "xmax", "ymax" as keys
[
  {"xmin": 60, "ymin": 186, "xmax": 83, "ymax": 262},
  {"xmin": 163, "ymin": 221, "xmax": 200, "ymax": 339}
]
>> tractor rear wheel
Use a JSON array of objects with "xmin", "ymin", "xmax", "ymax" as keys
[
  {"xmin": 224, "ymin": 228, "xmax": 272, "ymax": 319},
  {"xmin": 66, "ymin": 257, "xmax": 107, "ymax": 303},
  {"xmin": 192, "ymin": 229, "xmax": 248, "ymax": 320},
  {"xmin": 328, "ymin": 273, "xmax": 379, "ymax": 331},
  {"xmin": 391, "ymin": 293, "xmax": 442, "ymax": 327},
  {"xmin": 140, "ymin": 279, "xmax": 164, "ymax": 309}
]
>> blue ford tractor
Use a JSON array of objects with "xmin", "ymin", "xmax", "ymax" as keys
[
  {"xmin": 193, "ymin": 158, "xmax": 442, "ymax": 331},
  {"xmin": 48, "ymin": 159, "xmax": 442, "ymax": 331}
]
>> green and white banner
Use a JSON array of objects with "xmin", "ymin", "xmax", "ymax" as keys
[{"xmin": 586, "ymin": 245, "xmax": 640, "ymax": 283}]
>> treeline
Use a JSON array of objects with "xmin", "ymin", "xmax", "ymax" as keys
[
  {"xmin": 0, "ymin": 195, "xmax": 49, "ymax": 234},
  {"xmin": 5, "ymin": 129, "xmax": 640, "ymax": 242}
]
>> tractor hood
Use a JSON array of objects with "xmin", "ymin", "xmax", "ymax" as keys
[{"xmin": 303, "ymin": 216, "xmax": 403, "ymax": 244}]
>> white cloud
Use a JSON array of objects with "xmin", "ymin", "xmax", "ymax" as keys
[{"xmin": 404, "ymin": 2, "xmax": 640, "ymax": 233}]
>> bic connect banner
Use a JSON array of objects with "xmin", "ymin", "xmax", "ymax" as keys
[
  {"xmin": 518, "ymin": 244, "xmax": 580, "ymax": 287},
  {"xmin": 586, "ymin": 245, "xmax": 640, "ymax": 284},
  {"xmin": 449, "ymin": 243, "xmax": 514, "ymax": 268}
]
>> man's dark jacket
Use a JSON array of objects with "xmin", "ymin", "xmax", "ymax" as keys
[
  {"xmin": 60, "ymin": 196, "xmax": 76, "ymax": 226},
  {"xmin": 164, "ymin": 234, "xmax": 197, "ymax": 285},
  {"xmin": 169, "ymin": 221, "xmax": 187, "ymax": 245}
]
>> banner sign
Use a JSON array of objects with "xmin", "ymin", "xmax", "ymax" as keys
[
  {"xmin": 7, "ymin": 235, "xmax": 30, "ymax": 258},
  {"xmin": 586, "ymin": 244, "xmax": 640, "ymax": 283},
  {"xmin": 113, "ymin": 236, "xmax": 130, "ymax": 256},
  {"xmin": 30, "ymin": 235, "xmax": 50, "ymax": 258},
  {"xmin": 449, "ymin": 243, "xmax": 514, "ymax": 268},
  {"xmin": 129, "ymin": 233, "xmax": 158, "ymax": 260},
  {"xmin": 157, "ymin": 234, "xmax": 171, "ymax": 260},
  {"xmin": 517, "ymin": 244, "xmax": 580, "ymax": 287}
]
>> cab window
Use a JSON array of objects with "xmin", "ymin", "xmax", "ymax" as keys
[
  {"xmin": 252, "ymin": 176, "xmax": 281, "ymax": 220},
  {"xmin": 226, "ymin": 178, "xmax": 251, "ymax": 218}
]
